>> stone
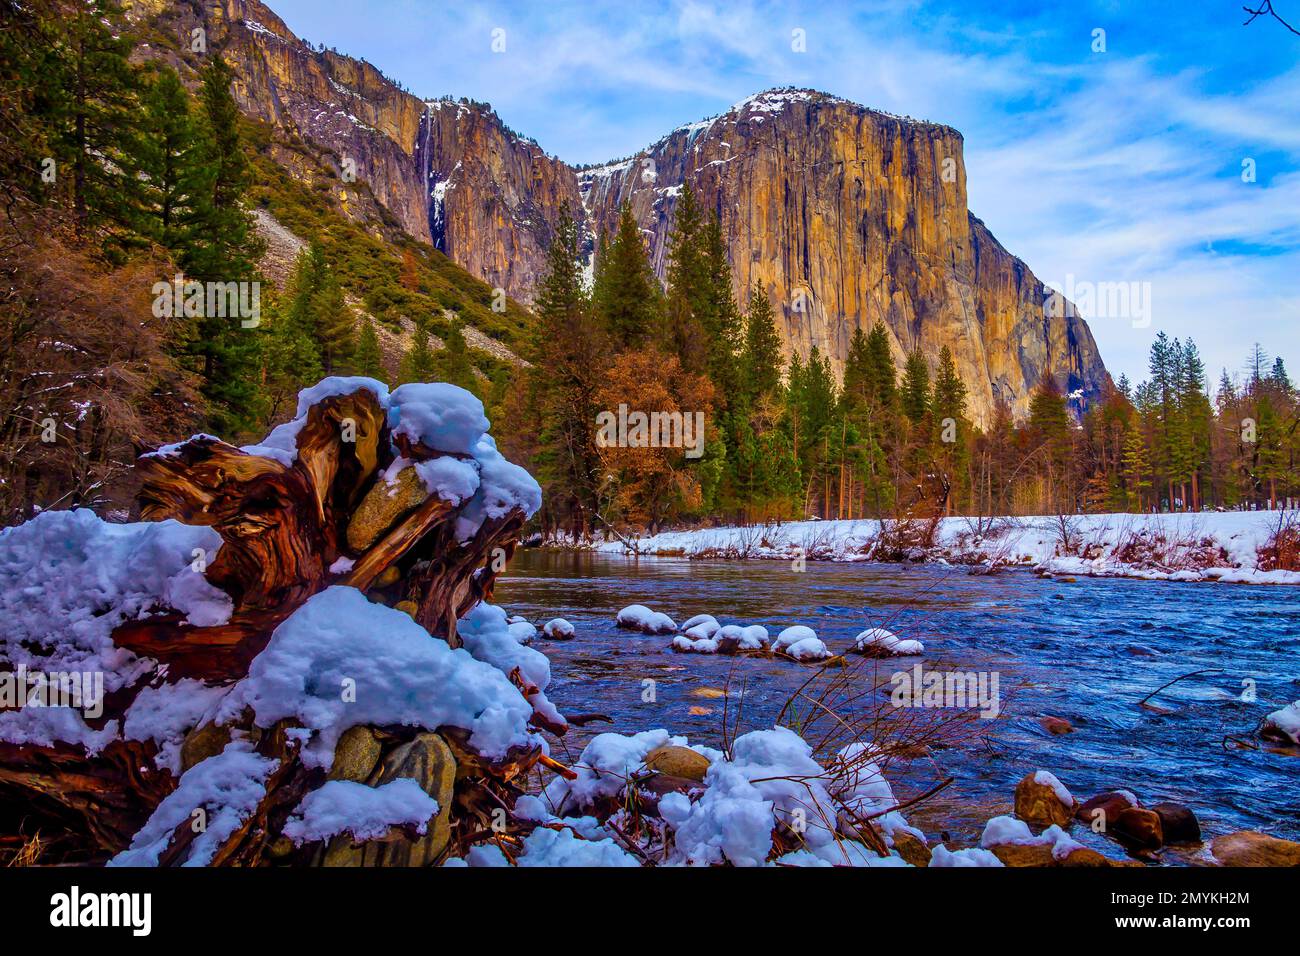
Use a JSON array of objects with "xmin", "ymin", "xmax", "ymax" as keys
[
  {"xmin": 328, "ymin": 725, "xmax": 383, "ymax": 783},
  {"xmin": 180, "ymin": 721, "xmax": 233, "ymax": 773},
  {"xmin": 893, "ymin": 831, "xmax": 932, "ymax": 867},
  {"xmin": 393, "ymin": 600, "xmax": 418, "ymax": 617},
  {"xmin": 318, "ymin": 732, "xmax": 456, "ymax": 867},
  {"xmin": 372, "ymin": 565, "xmax": 402, "ymax": 590},
  {"xmin": 1150, "ymin": 802, "xmax": 1201, "ymax": 844},
  {"xmin": 1014, "ymin": 772, "xmax": 1074, "ymax": 828},
  {"xmin": 1076, "ymin": 791, "xmax": 1137, "ymax": 832},
  {"xmin": 1112, "ymin": 807, "xmax": 1164, "ymax": 850},
  {"xmin": 1210, "ymin": 831, "xmax": 1300, "ymax": 867},
  {"xmin": 644, "ymin": 745, "xmax": 710, "ymax": 782},
  {"xmin": 1040, "ymin": 716, "xmax": 1073, "ymax": 735},
  {"xmin": 346, "ymin": 467, "xmax": 428, "ymax": 552},
  {"xmin": 991, "ymin": 842, "xmax": 1120, "ymax": 867}
]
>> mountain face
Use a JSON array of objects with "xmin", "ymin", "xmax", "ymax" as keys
[{"xmin": 138, "ymin": 0, "xmax": 1109, "ymax": 425}]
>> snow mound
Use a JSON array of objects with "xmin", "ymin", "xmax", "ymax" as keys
[
  {"xmin": 772, "ymin": 625, "xmax": 817, "ymax": 650},
  {"xmin": 783, "ymin": 636, "xmax": 833, "ymax": 661},
  {"xmin": 680, "ymin": 613, "xmax": 719, "ymax": 633},
  {"xmin": 852, "ymin": 627, "xmax": 925, "ymax": 656},
  {"xmin": 0, "ymin": 508, "xmax": 231, "ymax": 753},
  {"xmin": 458, "ymin": 602, "xmax": 564, "ymax": 731},
  {"xmin": 542, "ymin": 618, "xmax": 575, "ymax": 640},
  {"xmin": 283, "ymin": 778, "xmax": 439, "ymax": 845},
  {"xmin": 616, "ymin": 604, "xmax": 677, "ymax": 634},
  {"xmin": 1263, "ymin": 701, "xmax": 1300, "ymax": 744},
  {"xmin": 215, "ymin": 587, "xmax": 535, "ymax": 767}
]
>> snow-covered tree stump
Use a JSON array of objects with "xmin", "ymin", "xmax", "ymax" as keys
[{"xmin": 0, "ymin": 378, "xmax": 560, "ymax": 865}]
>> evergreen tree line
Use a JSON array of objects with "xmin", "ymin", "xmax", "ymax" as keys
[{"xmin": 505, "ymin": 182, "xmax": 1298, "ymax": 535}]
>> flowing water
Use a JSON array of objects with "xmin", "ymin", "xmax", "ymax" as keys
[{"xmin": 496, "ymin": 549, "xmax": 1299, "ymax": 859}]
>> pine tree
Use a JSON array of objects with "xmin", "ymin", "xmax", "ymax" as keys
[
  {"xmin": 354, "ymin": 318, "xmax": 384, "ymax": 380},
  {"xmin": 932, "ymin": 345, "xmax": 968, "ymax": 426},
  {"xmin": 400, "ymin": 318, "xmax": 437, "ymax": 384},
  {"xmin": 664, "ymin": 183, "xmax": 709, "ymax": 373},
  {"xmin": 741, "ymin": 282, "xmax": 783, "ymax": 402},
  {"xmin": 1269, "ymin": 356, "xmax": 1293, "ymax": 395},
  {"xmin": 900, "ymin": 349, "xmax": 931, "ymax": 423},
  {"xmin": 842, "ymin": 327, "xmax": 873, "ymax": 409},
  {"xmin": 186, "ymin": 54, "xmax": 262, "ymax": 282},
  {"xmin": 592, "ymin": 201, "xmax": 662, "ymax": 347},
  {"xmin": 1121, "ymin": 427, "xmax": 1152, "ymax": 511},
  {"xmin": 865, "ymin": 324, "xmax": 898, "ymax": 410},
  {"xmin": 136, "ymin": 66, "xmax": 205, "ymax": 255},
  {"xmin": 311, "ymin": 278, "xmax": 355, "ymax": 374},
  {"xmin": 435, "ymin": 318, "xmax": 479, "ymax": 395},
  {"xmin": 49, "ymin": 0, "xmax": 141, "ymax": 242}
]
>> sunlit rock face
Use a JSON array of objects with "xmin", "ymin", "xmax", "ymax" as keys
[
  {"xmin": 155, "ymin": 2, "xmax": 1109, "ymax": 424},
  {"xmin": 577, "ymin": 90, "xmax": 1109, "ymax": 424}
]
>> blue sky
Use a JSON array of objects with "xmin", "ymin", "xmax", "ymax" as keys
[{"xmin": 266, "ymin": 0, "xmax": 1300, "ymax": 385}]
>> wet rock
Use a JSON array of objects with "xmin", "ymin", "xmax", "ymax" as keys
[
  {"xmin": 347, "ymin": 467, "xmax": 427, "ymax": 552},
  {"xmin": 991, "ymin": 842, "xmax": 1127, "ymax": 867},
  {"xmin": 1041, "ymin": 716, "xmax": 1073, "ymax": 735},
  {"xmin": 1014, "ymin": 771, "xmax": 1075, "ymax": 828},
  {"xmin": 893, "ymin": 830, "xmax": 932, "ymax": 867},
  {"xmin": 644, "ymin": 745, "xmax": 710, "ymax": 782},
  {"xmin": 319, "ymin": 732, "xmax": 456, "ymax": 867},
  {"xmin": 1150, "ymin": 802, "xmax": 1200, "ymax": 844},
  {"xmin": 1210, "ymin": 830, "xmax": 1300, "ymax": 867},
  {"xmin": 1113, "ymin": 807, "xmax": 1164, "ymax": 850},
  {"xmin": 1076, "ymin": 791, "xmax": 1138, "ymax": 832}
]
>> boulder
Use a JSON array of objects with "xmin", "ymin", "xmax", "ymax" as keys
[
  {"xmin": 1040, "ymin": 716, "xmax": 1073, "ymax": 735},
  {"xmin": 1112, "ymin": 807, "xmax": 1164, "ymax": 850},
  {"xmin": 328, "ymin": 725, "xmax": 384, "ymax": 783},
  {"xmin": 1210, "ymin": 830, "xmax": 1300, "ymax": 867},
  {"xmin": 893, "ymin": 830, "xmax": 932, "ymax": 867},
  {"xmin": 1014, "ymin": 771, "xmax": 1074, "ymax": 828},
  {"xmin": 991, "ymin": 842, "xmax": 1123, "ymax": 867},
  {"xmin": 346, "ymin": 466, "xmax": 428, "ymax": 552},
  {"xmin": 644, "ymin": 745, "xmax": 710, "ymax": 782},
  {"xmin": 1150, "ymin": 802, "xmax": 1201, "ymax": 845},
  {"xmin": 1076, "ymin": 790, "xmax": 1138, "ymax": 832},
  {"xmin": 318, "ymin": 732, "xmax": 456, "ymax": 867}
]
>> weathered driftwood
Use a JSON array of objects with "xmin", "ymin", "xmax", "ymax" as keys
[{"xmin": 0, "ymin": 386, "xmax": 547, "ymax": 865}]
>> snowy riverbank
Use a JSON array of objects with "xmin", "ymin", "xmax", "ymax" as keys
[{"xmin": 555, "ymin": 511, "xmax": 1300, "ymax": 585}]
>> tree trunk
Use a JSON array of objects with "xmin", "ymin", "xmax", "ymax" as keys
[{"xmin": 0, "ymin": 386, "xmax": 545, "ymax": 864}]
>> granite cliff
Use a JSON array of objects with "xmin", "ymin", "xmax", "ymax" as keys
[{"xmin": 134, "ymin": 0, "xmax": 1110, "ymax": 424}]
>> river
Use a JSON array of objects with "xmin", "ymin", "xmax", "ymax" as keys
[{"xmin": 495, "ymin": 549, "xmax": 1299, "ymax": 860}]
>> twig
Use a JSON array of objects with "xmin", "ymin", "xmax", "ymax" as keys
[{"xmin": 1138, "ymin": 669, "xmax": 1222, "ymax": 708}]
